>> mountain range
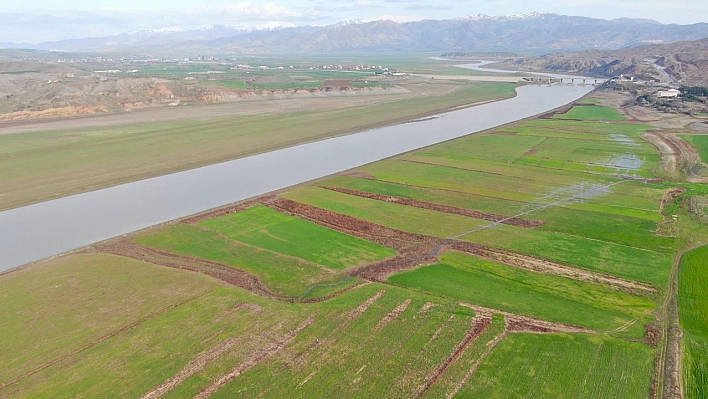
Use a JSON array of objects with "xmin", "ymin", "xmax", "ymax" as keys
[
  {"xmin": 501, "ymin": 37, "xmax": 708, "ymax": 86},
  {"xmin": 8, "ymin": 13, "xmax": 708, "ymax": 55}
]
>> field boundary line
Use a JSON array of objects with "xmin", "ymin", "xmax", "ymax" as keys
[
  {"xmin": 398, "ymin": 159, "xmax": 537, "ymax": 181},
  {"xmin": 332, "ymin": 290, "xmax": 386, "ymax": 335},
  {"xmin": 357, "ymin": 176, "xmax": 533, "ymax": 205},
  {"xmin": 140, "ymin": 337, "xmax": 241, "ymax": 399},
  {"xmin": 0, "ymin": 290, "xmax": 213, "ymax": 391},
  {"xmin": 373, "ymin": 298, "xmax": 412, "ymax": 333},
  {"xmin": 193, "ymin": 314, "xmax": 315, "ymax": 399},
  {"xmin": 414, "ymin": 313, "xmax": 492, "ymax": 398},
  {"xmin": 321, "ymin": 186, "xmax": 544, "ymax": 228},
  {"xmin": 448, "ymin": 180, "xmax": 626, "ymax": 241},
  {"xmin": 444, "ymin": 321, "xmax": 509, "ymax": 399}
]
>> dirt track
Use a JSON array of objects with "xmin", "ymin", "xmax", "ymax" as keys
[
  {"xmin": 642, "ymin": 130, "xmax": 708, "ymax": 182},
  {"xmin": 459, "ymin": 303, "xmax": 596, "ymax": 334}
]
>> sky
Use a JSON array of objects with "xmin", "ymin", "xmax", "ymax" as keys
[{"xmin": 1, "ymin": 0, "xmax": 706, "ymax": 43}]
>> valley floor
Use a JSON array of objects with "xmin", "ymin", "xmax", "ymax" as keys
[{"xmin": 2, "ymin": 90, "xmax": 707, "ymax": 398}]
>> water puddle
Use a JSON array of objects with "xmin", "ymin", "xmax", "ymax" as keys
[
  {"xmin": 591, "ymin": 153, "xmax": 645, "ymax": 173},
  {"xmin": 530, "ymin": 181, "xmax": 615, "ymax": 207},
  {"xmin": 608, "ymin": 134, "xmax": 640, "ymax": 146}
]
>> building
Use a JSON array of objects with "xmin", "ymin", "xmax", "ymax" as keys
[{"xmin": 657, "ymin": 89, "xmax": 680, "ymax": 98}]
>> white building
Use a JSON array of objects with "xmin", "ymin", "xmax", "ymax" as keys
[{"xmin": 657, "ymin": 89, "xmax": 680, "ymax": 98}]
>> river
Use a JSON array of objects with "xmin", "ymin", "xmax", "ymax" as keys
[{"xmin": 0, "ymin": 73, "xmax": 595, "ymax": 272}]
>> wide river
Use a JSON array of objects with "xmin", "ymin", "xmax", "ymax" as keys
[{"xmin": 0, "ymin": 70, "xmax": 595, "ymax": 272}]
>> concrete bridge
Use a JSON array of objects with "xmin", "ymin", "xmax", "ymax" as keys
[{"xmin": 522, "ymin": 77, "xmax": 602, "ymax": 86}]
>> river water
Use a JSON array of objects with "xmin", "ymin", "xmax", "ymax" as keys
[{"xmin": 0, "ymin": 75, "xmax": 594, "ymax": 272}]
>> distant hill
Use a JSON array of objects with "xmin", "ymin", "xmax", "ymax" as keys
[
  {"xmin": 502, "ymin": 38, "xmax": 708, "ymax": 86},
  {"xmin": 17, "ymin": 13, "xmax": 708, "ymax": 55}
]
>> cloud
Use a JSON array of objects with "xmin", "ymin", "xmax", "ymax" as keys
[
  {"xmin": 406, "ymin": 3, "xmax": 454, "ymax": 10},
  {"xmin": 361, "ymin": 14, "xmax": 426, "ymax": 23}
]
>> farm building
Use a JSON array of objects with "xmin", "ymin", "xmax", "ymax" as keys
[{"xmin": 657, "ymin": 89, "xmax": 680, "ymax": 98}]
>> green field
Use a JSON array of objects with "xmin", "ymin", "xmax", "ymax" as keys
[
  {"xmin": 682, "ymin": 135, "xmax": 708, "ymax": 164},
  {"xmin": 389, "ymin": 252, "xmax": 655, "ymax": 335},
  {"xmin": 554, "ymin": 104, "xmax": 627, "ymax": 121},
  {"xmin": 0, "ymin": 253, "xmax": 223, "ymax": 387},
  {"xmin": 134, "ymin": 224, "xmax": 358, "ymax": 298},
  {"xmin": 283, "ymin": 185, "xmax": 672, "ymax": 286},
  {"xmin": 460, "ymin": 333, "xmax": 654, "ymax": 398},
  {"xmin": 679, "ymin": 246, "xmax": 708, "ymax": 399},
  {"xmin": 197, "ymin": 205, "xmax": 396, "ymax": 270}
]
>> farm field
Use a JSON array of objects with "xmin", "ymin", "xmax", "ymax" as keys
[
  {"xmin": 389, "ymin": 252, "xmax": 656, "ymax": 336},
  {"xmin": 679, "ymin": 246, "xmax": 708, "ymax": 399},
  {"xmin": 460, "ymin": 333, "xmax": 654, "ymax": 398},
  {"xmin": 681, "ymin": 134, "xmax": 708, "ymax": 163},
  {"xmin": 2, "ymin": 93, "xmax": 708, "ymax": 398}
]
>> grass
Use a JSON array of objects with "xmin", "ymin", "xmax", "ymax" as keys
[
  {"xmin": 0, "ymin": 253, "xmax": 221, "ymax": 386},
  {"xmin": 412, "ymin": 133, "xmax": 546, "ymax": 163},
  {"xmin": 211, "ymin": 288, "xmax": 478, "ymax": 398},
  {"xmin": 460, "ymin": 333, "xmax": 654, "ymax": 398},
  {"xmin": 682, "ymin": 135, "xmax": 708, "ymax": 164},
  {"xmin": 197, "ymin": 205, "xmax": 396, "ymax": 270},
  {"xmin": 554, "ymin": 105, "xmax": 627, "ymax": 121},
  {"xmin": 283, "ymin": 185, "xmax": 671, "ymax": 286},
  {"xmin": 134, "ymin": 223, "xmax": 356, "ymax": 298},
  {"xmin": 679, "ymin": 246, "xmax": 708, "ymax": 399},
  {"xmin": 422, "ymin": 314, "xmax": 507, "ymax": 399},
  {"xmin": 464, "ymin": 224, "xmax": 672, "ymax": 286},
  {"xmin": 282, "ymin": 186, "xmax": 490, "ymax": 238},
  {"xmin": 317, "ymin": 175, "xmax": 530, "ymax": 216},
  {"xmin": 388, "ymin": 252, "xmax": 656, "ymax": 335},
  {"xmin": 2, "ymin": 267, "xmax": 487, "ymax": 399}
]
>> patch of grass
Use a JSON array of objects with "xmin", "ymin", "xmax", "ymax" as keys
[
  {"xmin": 213, "ymin": 79, "xmax": 249, "ymax": 89},
  {"xmin": 318, "ymin": 175, "xmax": 529, "ymax": 216},
  {"xmin": 554, "ymin": 105, "xmax": 627, "ymax": 121},
  {"xmin": 423, "ymin": 314, "xmax": 506, "ymax": 398},
  {"xmin": 282, "ymin": 186, "xmax": 489, "ymax": 238},
  {"xmin": 464, "ymin": 224, "xmax": 672, "ymax": 286},
  {"xmin": 460, "ymin": 333, "xmax": 654, "ymax": 398},
  {"xmin": 679, "ymin": 246, "xmax": 708, "ymax": 399},
  {"xmin": 216, "ymin": 292, "xmax": 478, "ymax": 398},
  {"xmin": 533, "ymin": 206, "xmax": 681, "ymax": 252},
  {"xmin": 360, "ymin": 160, "xmax": 559, "ymax": 202},
  {"xmin": 389, "ymin": 252, "xmax": 656, "ymax": 335},
  {"xmin": 0, "ymin": 253, "xmax": 220, "ymax": 385},
  {"xmin": 134, "ymin": 223, "xmax": 353, "ymax": 297},
  {"xmin": 682, "ymin": 135, "xmax": 708, "ymax": 164},
  {"xmin": 198, "ymin": 205, "xmax": 396, "ymax": 270},
  {"xmin": 413, "ymin": 133, "xmax": 546, "ymax": 163}
]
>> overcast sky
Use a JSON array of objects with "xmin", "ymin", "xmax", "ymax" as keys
[{"xmin": 1, "ymin": 0, "xmax": 707, "ymax": 43}]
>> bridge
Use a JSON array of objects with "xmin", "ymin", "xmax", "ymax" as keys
[{"xmin": 522, "ymin": 77, "xmax": 603, "ymax": 85}]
